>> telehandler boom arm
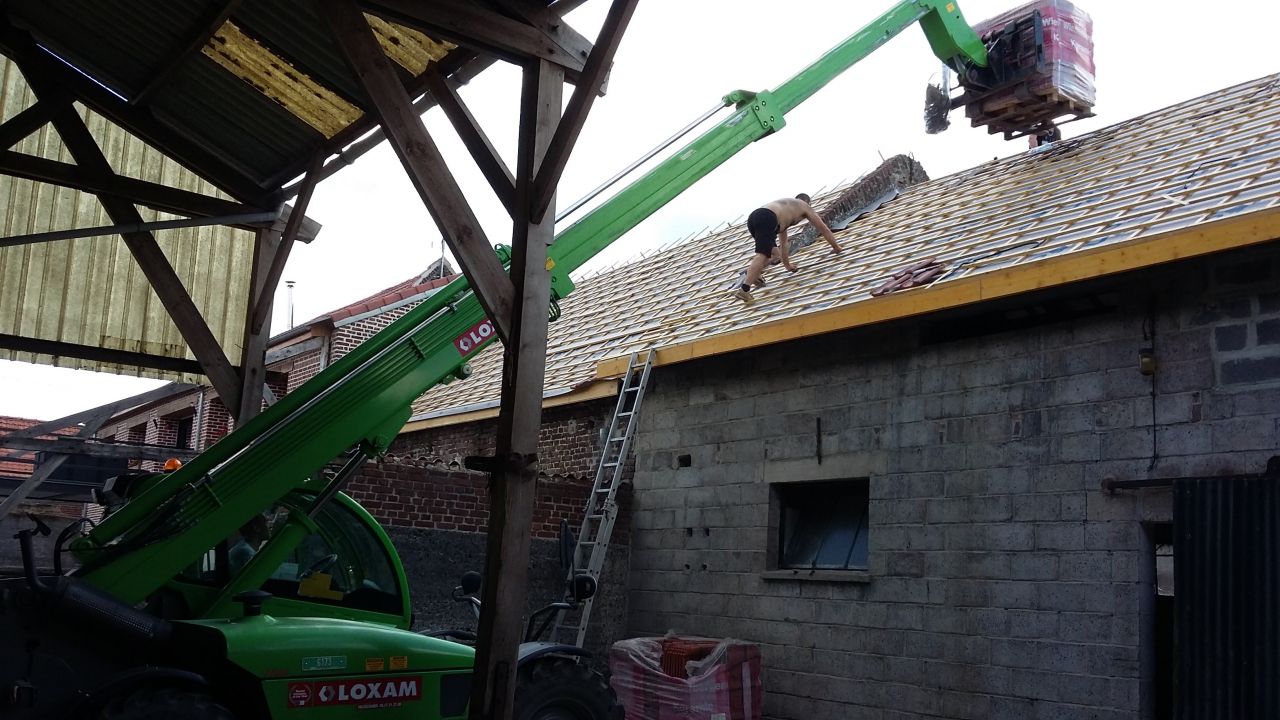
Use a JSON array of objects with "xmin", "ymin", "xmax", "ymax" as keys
[{"xmin": 72, "ymin": 1, "xmax": 989, "ymax": 603}]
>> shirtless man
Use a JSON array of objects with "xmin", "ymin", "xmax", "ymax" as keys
[{"xmin": 734, "ymin": 194, "xmax": 841, "ymax": 303}]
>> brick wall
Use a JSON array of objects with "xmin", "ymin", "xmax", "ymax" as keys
[
  {"xmin": 369, "ymin": 398, "xmax": 634, "ymax": 655},
  {"xmin": 285, "ymin": 347, "xmax": 326, "ymax": 394},
  {"xmin": 392, "ymin": 399, "xmax": 623, "ymax": 479},
  {"xmin": 331, "ymin": 304, "xmax": 417, "ymax": 362},
  {"xmin": 627, "ymin": 244, "xmax": 1280, "ymax": 720}
]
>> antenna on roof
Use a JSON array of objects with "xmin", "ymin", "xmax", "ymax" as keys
[{"xmin": 285, "ymin": 280, "xmax": 296, "ymax": 329}]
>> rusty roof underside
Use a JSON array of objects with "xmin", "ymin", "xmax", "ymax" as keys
[{"xmin": 407, "ymin": 73, "xmax": 1280, "ymax": 426}]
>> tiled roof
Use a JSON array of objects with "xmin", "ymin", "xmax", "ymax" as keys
[
  {"xmin": 408, "ymin": 73, "xmax": 1280, "ymax": 422},
  {"xmin": 304, "ymin": 272, "xmax": 460, "ymax": 326}
]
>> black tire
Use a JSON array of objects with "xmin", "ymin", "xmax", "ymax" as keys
[
  {"xmin": 97, "ymin": 686, "xmax": 234, "ymax": 720},
  {"xmin": 514, "ymin": 657, "xmax": 623, "ymax": 720}
]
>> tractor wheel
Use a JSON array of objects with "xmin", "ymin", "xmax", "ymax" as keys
[
  {"xmin": 97, "ymin": 686, "xmax": 234, "ymax": 720},
  {"xmin": 514, "ymin": 656, "xmax": 623, "ymax": 720}
]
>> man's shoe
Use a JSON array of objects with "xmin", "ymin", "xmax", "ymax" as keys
[{"xmin": 732, "ymin": 288, "xmax": 754, "ymax": 304}]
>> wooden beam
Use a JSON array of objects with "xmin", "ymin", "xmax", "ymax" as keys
[
  {"xmin": 252, "ymin": 154, "xmax": 322, "ymax": 334},
  {"xmin": 423, "ymin": 70, "xmax": 516, "ymax": 217},
  {"xmin": 0, "ymin": 436, "xmax": 198, "ymax": 463},
  {"xmin": 363, "ymin": 0, "xmax": 586, "ymax": 79},
  {"xmin": 238, "ymin": 228, "xmax": 277, "ymax": 420},
  {"xmin": 0, "ymin": 407, "xmax": 114, "ymax": 516},
  {"xmin": 0, "ymin": 382, "xmax": 198, "ymax": 442},
  {"xmin": 494, "ymin": 0, "xmax": 594, "ymax": 78},
  {"xmin": 470, "ymin": 57, "xmax": 562, "ymax": 720},
  {"xmin": 0, "ymin": 22, "xmax": 277, "ymax": 206},
  {"xmin": 0, "ymin": 150, "xmax": 260, "ymax": 220},
  {"xmin": 323, "ymin": 0, "xmax": 515, "ymax": 343},
  {"xmin": 132, "ymin": 0, "xmax": 243, "ymax": 106},
  {"xmin": 0, "ymin": 100, "xmax": 57, "ymax": 150},
  {"xmin": 0, "ymin": 333, "xmax": 210, "ymax": 377},
  {"xmin": 530, "ymin": 0, "xmax": 637, "ymax": 222},
  {"xmin": 265, "ymin": 336, "xmax": 325, "ymax": 365},
  {"xmin": 23, "ymin": 79, "xmax": 246, "ymax": 416}
]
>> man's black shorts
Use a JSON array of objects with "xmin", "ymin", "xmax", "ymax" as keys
[{"xmin": 747, "ymin": 208, "xmax": 779, "ymax": 257}]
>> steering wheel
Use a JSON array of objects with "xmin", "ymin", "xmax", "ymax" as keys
[{"xmin": 300, "ymin": 553, "xmax": 339, "ymax": 579}]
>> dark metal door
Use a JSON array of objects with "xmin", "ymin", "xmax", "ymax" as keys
[{"xmin": 1174, "ymin": 467, "xmax": 1280, "ymax": 719}]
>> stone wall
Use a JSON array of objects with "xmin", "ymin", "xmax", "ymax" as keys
[{"xmin": 626, "ymin": 244, "xmax": 1280, "ymax": 720}]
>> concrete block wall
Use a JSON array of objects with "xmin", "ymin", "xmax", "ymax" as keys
[{"xmin": 626, "ymin": 245, "xmax": 1280, "ymax": 720}]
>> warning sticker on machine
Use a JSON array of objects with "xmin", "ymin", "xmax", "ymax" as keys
[{"xmin": 286, "ymin": 677, "xmax": 422, "ymax": 709}]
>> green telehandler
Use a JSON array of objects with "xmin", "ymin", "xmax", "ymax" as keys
[{"xmin": 1, "ymin": 1, "xmax": 1066, "ymax": 717}]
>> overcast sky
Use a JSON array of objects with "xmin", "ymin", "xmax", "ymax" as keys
[{"xmin": 2, "ymin": 0, "xmax": 1278, "ymax": 420}]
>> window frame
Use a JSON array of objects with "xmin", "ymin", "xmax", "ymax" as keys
[{"xmin": 765, "ymin": 477, "xmax": 872, "ymax": 582}]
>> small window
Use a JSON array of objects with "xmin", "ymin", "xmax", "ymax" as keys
[
  {"xmin": 775, "ymin": 479, "xmax": 869, "ymax": 570},
  {"xmin": 175, "ymin": 415, "xmax": 194, "ymax": 449}
]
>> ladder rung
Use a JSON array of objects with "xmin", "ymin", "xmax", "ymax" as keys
[
  {"xmin": 603, "ymin": 462, "xmax": 619, "ymax": 467},
  {"xmin": 617, "ymin": 411, "xmax": 633, "ymax": 417},
  {"xmin": 594, "ymin": 487, "xmax": 612, "ymax": 493},
  {"xmin": 588, "ymin": 513, "xmax": 604, "ymax": 519},
  {"xmin": 609, "ymin": 436, "xmax": 626, "ymax": 442},
  {"xmin": 625, "ymin": 386, "xmax": 641, "ymax": 392}
]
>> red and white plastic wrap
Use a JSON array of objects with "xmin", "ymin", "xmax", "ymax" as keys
[
  {"xmin": 975, "ymin": 0, "xmax": 1096, "ymax": 108},
  {"xmin": 609, "ymin": 636, "xmax": 763, "ymax": 720}
]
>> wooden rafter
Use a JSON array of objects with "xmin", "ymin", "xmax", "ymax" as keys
[
  {"xmin": 323, "ymin": 0, "xmax": 515, "ymax": 343},
  {"xmin": 132, "ymin": 0, "xmax": 244, "ymax": 106},
  {"xmin": 252, "ymin": 153, "xmax": 323, "ymax": 335},
  {"xmin": 238, "ymin": 227, "xmax": 278, "ymax": 420},
  {"xmin": 494, "ymin": 0, "xmax": 593, "ymax": 73},
  {"xmin": 0, "ymin": 334, "xmax": 211, "ymax": 377},
  {"xmin": 364, "ymin": 0, "xmax": 588, "ymax": 81},
  {"xmin": 530, "ymin": 0, "xmax": 637, "ymax": 221},
  {"xmin": 423, "ymin": 70, "xmax": 516, "ymax": 216},
  {"xmin": 1, "ymin": 436, "xmax": 199, "ymax": 463},
  {"xmin": 0, "ymin": 22, "xmax": 278, "ymax": 206},
  {"xmin": 0, "ymin": 100, "xmax": 57, "ymax": 150},
  {"xmin": 0, "ymin": 150, "xmax": 260, "ymax": 220},
  {"xmin": 22, "ymin": 73, "xmax": 246, "ymax": 416}
]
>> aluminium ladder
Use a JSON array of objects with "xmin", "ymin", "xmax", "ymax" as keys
[{"xmin": 553, "ymin": 348, "xmax": 655, "ymax": 647}]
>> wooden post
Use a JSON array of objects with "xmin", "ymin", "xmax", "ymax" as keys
[{"xmin": 469, "ymin": 57, "xmax": 562, "ymax": 720}]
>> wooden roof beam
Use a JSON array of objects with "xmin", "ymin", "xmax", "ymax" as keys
[
  {"xmin": 324, "ymin": 0, "xmax": 515, "ymax": 343},
  {"xmin": 495, "ymin": 0, "xmax": 594, "ymax": 79},
  {"xmin": 23, "ymin": 74, "xmax": 247, "ymax": 416},
  {"xmin": 364, "ymin": 0, "xmax": 587, "ymax": 82},
  {"xmin": 0, "ymin": 150, "xmax": 256, "ymax": 219},
  {"xmin": 423, "ymin": 69, "xmax": 516, "ymax": 217},
  {"xmin": 0, "ymin": 333, "xmax": 212, "ymax": 378},
  {"xmin": 251, "ymin": 154, "xmax": 323, "ymax": 336},
  {"xmin": 530, "ymin": 0, "xmax": 637, "ymax": 222},
  {"xmin": 132, "ymin": 0, "xmax": 243, "ymax": 106},
  {"xmin": 0, "ymin": 100, "xmax": 57, "ymax": 150}
]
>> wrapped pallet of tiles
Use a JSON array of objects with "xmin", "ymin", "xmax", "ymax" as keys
[
  {"xmin": 967, "ymin": 0, "xmax": 1095, "ymax": 132},
  {"xmin": 609, "ymin": 636, "xmax": 762, "ymax": 720}
]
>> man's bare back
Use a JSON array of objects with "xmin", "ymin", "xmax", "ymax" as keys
[{"xmin": 761, "ymin": 197, "xmax": 814, "ymax": 230}]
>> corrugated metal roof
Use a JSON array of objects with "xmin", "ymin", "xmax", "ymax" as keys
[
  {"xmin": 0, "ymin": 56, "xmax": 254, "ymax": 382},
  {"xmin": 4, "ymin": 0, "xmax": 478, "ymax": 197},
  {"xmin": 408, "ymin": 72, "xmax": 1280, "ymax": 421}
]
